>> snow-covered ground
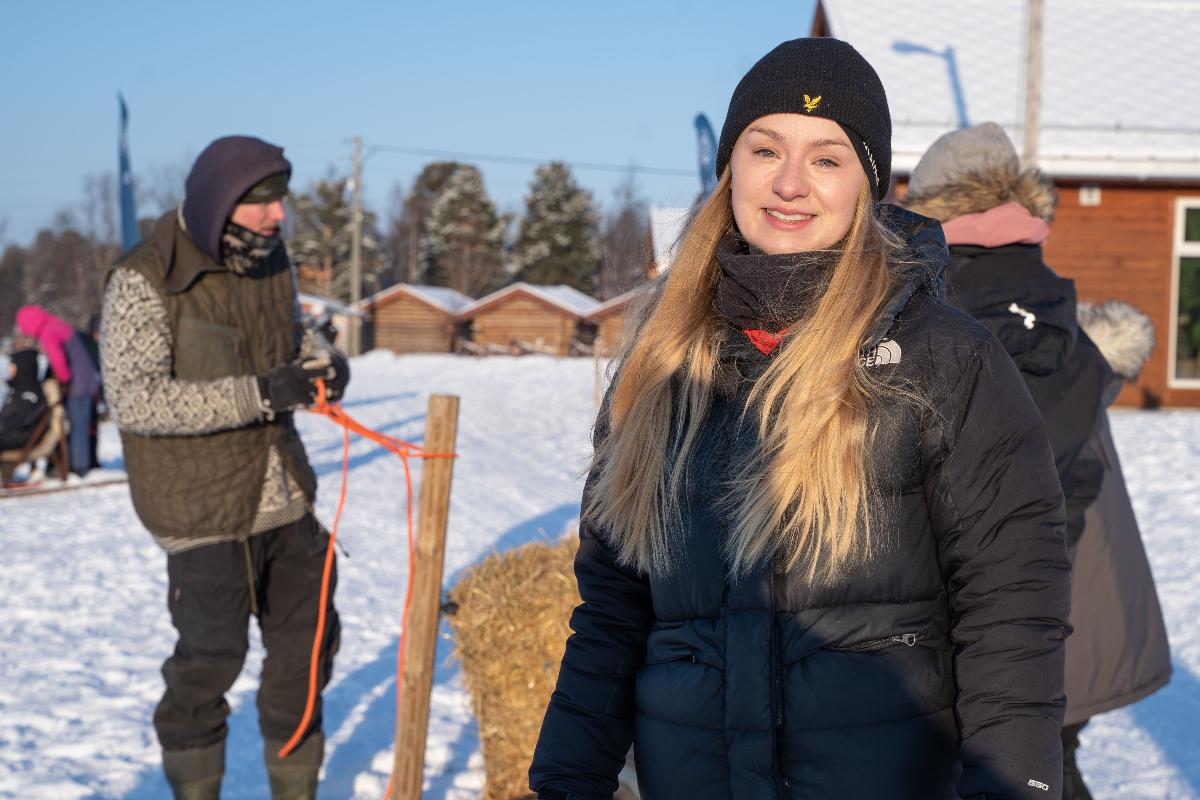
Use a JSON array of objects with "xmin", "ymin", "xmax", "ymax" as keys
[{"xmin": 0, "ymin": 352, "xmax": 1197, "ymax": 799}]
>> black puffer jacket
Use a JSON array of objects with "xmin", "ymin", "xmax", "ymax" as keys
[
  {"xmin": 531, "ymin": 209, "xmax": 1072, "ymax": 800},
  {"xmin": 945, "ymin": 244, "xmax": 1112, "ymax": 545}
]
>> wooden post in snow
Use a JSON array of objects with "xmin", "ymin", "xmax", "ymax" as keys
[{"xmin": 390, "ymin": 394, "xmax": 460, "ymax": 800}]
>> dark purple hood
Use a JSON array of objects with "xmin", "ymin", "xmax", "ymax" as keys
[{"xmin": 182, "ymin": 135, "xmax": 292, "ymax": 263}]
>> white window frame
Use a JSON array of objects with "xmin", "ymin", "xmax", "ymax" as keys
[{"xmin": 1168, "ymin": 197, "xmax": 1200, "ymax": 388}]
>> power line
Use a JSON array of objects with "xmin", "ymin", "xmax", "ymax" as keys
[
  {"xmin": 892, "ymin": 119, "xmax": 1200, "ymax": 135},
  {"xmin": 364, "ymin": 143, "xmax": 696, "ymax": 177}
]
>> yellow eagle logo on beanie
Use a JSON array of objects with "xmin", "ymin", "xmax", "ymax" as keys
[{"xmin": 803, "ymin": 94, "xmax": 822, "ymax": 112}]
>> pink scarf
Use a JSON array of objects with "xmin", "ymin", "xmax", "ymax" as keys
[{"xmin": 941, "ymin": 201, "xmax": 1050, "ymax": 248}]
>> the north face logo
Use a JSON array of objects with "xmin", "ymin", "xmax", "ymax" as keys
[{"xmin": 860, "ymin": 339, "xmax": 901, "ymax": 367}]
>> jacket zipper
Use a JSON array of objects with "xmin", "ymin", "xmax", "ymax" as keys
[
  {"xmin": 826, "ymin": 633, "xmax": 919, "ymax": 652},
  {"xmin": 770, "ymin": 582, "xmax": 787, "ymax": 797}
]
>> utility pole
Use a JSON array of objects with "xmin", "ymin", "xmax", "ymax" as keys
[
  {"xmin": 1022, "ymin": 0, "xmax": 1045, "ymax": 167},
  {"xmin": 350, "ymin": 134, "xmax": 364, "ymax": 356}
]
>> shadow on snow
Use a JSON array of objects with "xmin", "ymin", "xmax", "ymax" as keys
[
  {"xmin": 1127, "ymin": 660, "xmax": 1200, "ymax": 796},
  {"xmin": 120, "ymin": 502, "xmax": 580, "ymax": 799}
]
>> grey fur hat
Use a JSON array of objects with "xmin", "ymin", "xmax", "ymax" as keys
[
  {"xmin": 903, "ymin": 122, "xmax": 1057, "ymax": 223},
  {"xmin": 907, "ymin": 122, "xmax": 1017, "ymax": 198}
]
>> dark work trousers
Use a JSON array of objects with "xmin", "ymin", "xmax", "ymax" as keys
[
  {"xmin": 65, "ymin": 393, "xmax": 94, "ymax": 476},
  {"xmin": 154, "ymin": 513, "xmax": 340, "ymax": 753}
]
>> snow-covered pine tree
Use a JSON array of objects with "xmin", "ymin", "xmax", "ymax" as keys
[
  {"xmin": 286, "ymin": 175, "xmax": 383, "ymax": 303},
  {"xmin": 425, "ymin": 164, "xmax": 507, "ymax": 297},
  {"xmin": 512, "ymin": 162, "xmax": 600, "ymax": 295},
  {"xmin": 383, "ymin": 161, "xmax": 464, "ymax": 288}
]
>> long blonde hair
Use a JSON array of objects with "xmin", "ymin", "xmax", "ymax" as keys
[{"xmin": 587, "ymin": 169, "xmax": 906, "ymax": 582}]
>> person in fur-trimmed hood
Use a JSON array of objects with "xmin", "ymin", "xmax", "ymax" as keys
[
  {"xmin": 904, "ymin": 122, "xmax": 1113, "ymax": 530},
  {"xmin": 904, "ymin": 123, "xmax": 1144, "ymax": 800}
]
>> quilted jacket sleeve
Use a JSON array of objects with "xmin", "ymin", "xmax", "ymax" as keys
[
  {"xmin": 529, "ymin": 407, "xmax": 655, "ymax": 800},
  {"xmin": 922, "ymin": 333, "xmax": 1073, "ymax": 800}
]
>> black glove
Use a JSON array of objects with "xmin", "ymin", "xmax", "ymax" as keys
[
  {"xmin": 258, "ymin": 360, "xmax": 326, "ymax": 417},
  {"xmin": 294, "ymin": 350, "xmax": 350, "ymax": 403},
  {"xmin": 327, "ymin": 350, "xmax": 350, "ymax": 402}
]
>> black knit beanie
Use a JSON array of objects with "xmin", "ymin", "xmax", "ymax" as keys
[
  {"xmin": 182, "ymin": 136, "xmax": 293, "ymax": 263},
  {"xmin": 716, "ymin": 38, "xmax": 892, "ymax": 201}
]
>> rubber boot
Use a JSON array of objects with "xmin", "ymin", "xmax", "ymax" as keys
[
  {"xmin": 163, "ymin": 742, "xmax": 224, "ymax": 800},
  {"xmin": 263, "ymin": 733, "xmax": 323, "ymax": 800}
]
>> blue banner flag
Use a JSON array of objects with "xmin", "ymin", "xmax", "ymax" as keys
[
  {"xmin": 694, "ymin": 113, "xmax": 718, "ymax": 200},
  {"xmin": 118, "ymin": 94, "xmax": 139, "ymax": 251}
]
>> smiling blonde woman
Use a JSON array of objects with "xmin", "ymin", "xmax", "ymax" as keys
[{"xmin": 531, "ymin": 38, "xmax": 1071, "ymax": 800}]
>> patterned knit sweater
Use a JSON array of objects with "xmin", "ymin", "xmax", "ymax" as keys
[{"xmin": 101, "ymin": 268, "xmax": 318, "ymax": 549}]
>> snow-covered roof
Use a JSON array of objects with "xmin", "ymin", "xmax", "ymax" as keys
[
  {"xmin": 585, "ymin": 286, "xmax": 652, "ymax": 321},
  {"xmin": 459, "ymin": 282, "xmax": 600, "ymax": 319},
  {"xmin": 298, "ymin": 292, "xmax": 364, "ymax": 318},
  {"xmin": 650, "ymin": 207, "xmax": 690, "ymax": 273},
  {"xmin": 364, "ymin": 283, "xmax": 473, "ymax": 315},
  {"xmin": 818, "ymin": 0, "xmax": 1200, "ymax": 181}
]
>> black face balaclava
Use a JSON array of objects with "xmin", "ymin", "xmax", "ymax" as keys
[{"xmin": 219, "ymin": 222, "xmax": 282, "ymax": 275}]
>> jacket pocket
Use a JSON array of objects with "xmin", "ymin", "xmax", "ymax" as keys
[
  {"xmin": 642, "ymin": 653, "xmax": 699, "ymax": 666},
  {"xmin": 787, "ymin": 630, "xmax": 955, "ymax": 730},
  {"xmin": 824, "ymin": 633, "xmax": 920, "ymax": 653},
  {"xmin": 175, "ymin": 316, "xmax": 242, "ymax": 380}
]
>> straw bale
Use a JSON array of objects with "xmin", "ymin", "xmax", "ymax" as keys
[{"xmin": 446, "ymin": 536, "xmax": 641, "ymax": 799}]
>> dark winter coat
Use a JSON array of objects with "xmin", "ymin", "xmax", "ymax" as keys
[
  {"xmin": 1063, "ymin": 303, "xmax": 1171, "ymax": 725},
  {"xmin": 0, "ymin": 349, "xmax": 47, "ymax": 451},
  {"xmin": 944, "ymin": 243, "xmax": 1112, "ymax": 544},
  {"xmin": 903, "ymin": 152, "xmax": 1168, "ymax": 731},
  {"xmin": 530, "ymin": 208, "xmax": 1072, "ymax": 800}
]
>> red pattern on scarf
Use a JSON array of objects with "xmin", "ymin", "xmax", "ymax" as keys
[{"xmin": 742, "ymin": 328, "xmax": 786, "ymax": 356}]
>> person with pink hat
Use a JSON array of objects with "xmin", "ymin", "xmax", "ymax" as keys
[{"xmin": 14, "ymin": 304, "xmax": 101, "ymax": 476}]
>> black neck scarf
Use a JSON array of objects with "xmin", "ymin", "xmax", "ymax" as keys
[{"xmin": 715, "ymin": 234, "xmax": 840, "ymax": 352}]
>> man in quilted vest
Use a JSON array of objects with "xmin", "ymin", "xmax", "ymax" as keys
[{"xmin": 101, "ymin": 136, "xmax": 349, "ymax": 800}]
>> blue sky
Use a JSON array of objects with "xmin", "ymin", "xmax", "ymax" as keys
[{"xmin": 0, "ymin": 1, "xmax": 817, "ymax": 245}]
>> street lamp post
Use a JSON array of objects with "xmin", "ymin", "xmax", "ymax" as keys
[{"xmin": 892, "ymin": 41, "xmax": 970, "ymax": 130}]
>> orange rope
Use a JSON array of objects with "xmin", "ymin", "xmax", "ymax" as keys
[{"xmin": 276, "ymin": 380, "xmax": 456, "ymax": 800}]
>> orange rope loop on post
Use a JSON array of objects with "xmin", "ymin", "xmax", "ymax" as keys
[{"xmin": 276, "ymin": 379, "xmax": 456, "ymax": 800}]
